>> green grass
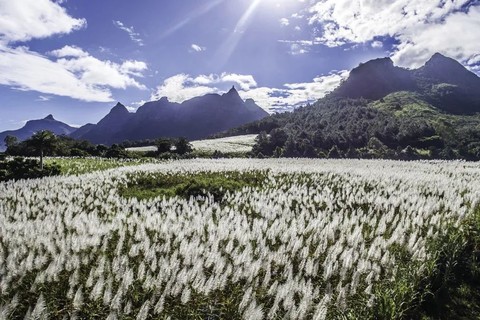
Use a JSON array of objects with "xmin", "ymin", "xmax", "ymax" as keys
[
  {"xmin": 370, "ymin": 91, "xmax": 440, "ymax": 118},
  {"xmin": 44, "ymin": 157, "xmax": 158, "ymax": 175},
  {"xmin": 120, "ymin": 170, "xmax": 270, "ymax": 202}
]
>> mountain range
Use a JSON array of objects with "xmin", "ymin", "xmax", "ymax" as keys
[
  {"xmin": 0, "ymin": 87, "xmax": 268, "ymax": 150},
  {"xmin": 224, "ymin": 53, "xmax": 480, "ymax": 160},
  {"xmin": 333, "ymin": 53, "xmax": 480, "ymax": 114},
  {"xmin": 2, "ymin": 53, "xmax": 479, "ymax": 159},
  {"xmin": 0, "ymin": 115, "xmax": 77, "ymax": 151}
]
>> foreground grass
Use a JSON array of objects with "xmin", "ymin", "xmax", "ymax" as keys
[
  {"xmin": 120, "ymin": 170, "xmax": 269, "ymax": 202},
  {"xmin": 1, "ymin": 159, "xmax": 479, "ymax": 319}
]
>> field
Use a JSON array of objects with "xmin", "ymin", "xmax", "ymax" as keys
[
  {"xmin": 126, "ymin": 134, "xmax": 258, "ymax": 155},
  {"xmin": 0, "ymin": 159, "xmax": 479, "ymax": 319}
]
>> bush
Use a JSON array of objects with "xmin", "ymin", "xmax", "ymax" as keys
[{"xmin": 0, "ymin": 157, "xmax": 61, "ymax": 181}]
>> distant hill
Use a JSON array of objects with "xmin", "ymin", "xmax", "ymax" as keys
[
  {"xmin": 0, "ymin": 115, "xmax": 77, "ymax": 151},
  {"xmin": 223, "ymin": 53, "xmax": 480, "ymax": 160},
  {"xmin": 74, "ymin": 86, "xmax": 269, "ymax": 145}
]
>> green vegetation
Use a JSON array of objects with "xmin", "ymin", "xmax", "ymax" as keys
[
  {"xmin": 225, "ymin": 94, "xmax": 480, "ymax": 160},
  {"xmin": 0, "ymin": 157, "xmax": 60, "ymax": 182},
  {"xmin": 44, "ymin": 157, "xmax": 157, "ymax": 175},
  {"xmin": 120, "ymin": 170, "xmax": 269, "ymax": 202}
]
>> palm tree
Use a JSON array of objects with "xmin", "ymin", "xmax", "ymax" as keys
[{"xmin": 29, "ymin": 131, "xmax": 57, "ymax": 170}]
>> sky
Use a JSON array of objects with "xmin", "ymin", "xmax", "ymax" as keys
[{"xmin": 0, "ymin": 0, "xmax": 479, "ymax": 131}]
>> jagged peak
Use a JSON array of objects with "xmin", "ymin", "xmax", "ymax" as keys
[
  {"xmin": 158, "ymin": 96, "xmax": 169, "ymax": 103},
  {"xmin": 110, "ymin": 102, "xmax": 129, "ymax": 113},
  {"xmin": 423, "ymin": 52, "xmax": 464, "ymax": 68},
  {"xmin": 227, "ymin": 85, "xmax": 238, "ymax": 94},
  {"xmin": 223, "ymin": 85, "xmax": 242, "ymax": 101},
  {"xmin": 44, "ymin": 114, "xmax": 55, "ymax": 121}
]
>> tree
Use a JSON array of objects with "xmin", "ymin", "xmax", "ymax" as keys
[
  {"xmin": 4, "ymin": 135, "xmax": 19, "ymax": 156},
  {"xmin": 252, "ymin": 132, "xmax": 272, "ymax": 156},
  {"xmin": 156, "ymin": 139, "xmax": 172, "ymax": 154},
  {"xmin": 4, "ymin": 135, "xmax": 18, "ymax": 149},
  {"xmin": 328, "ymin": 145, "xmax": 342, "ymax": 159},
  {"xmin": 282, "ymin": 136, "xmax": 299, "ymax": 158},
  {"xmin": 269, "ymin": 128, "xmax": 288, "ymax": 148},
  {"xmin": 28, "ymin": 131, "xmax": 57, "ymax": 170},
  {"xmin": 175, "ymin": 137, "xmax": 193, "ymax": 155}
]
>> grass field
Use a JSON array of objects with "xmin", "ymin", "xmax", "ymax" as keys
[
  {"xmin": 126, "ymin": 134, "xmax": 258, "ymax": 156},
  {"xmin": 0, "ymin": 159, "xmax": 479, "ymax": 319}
]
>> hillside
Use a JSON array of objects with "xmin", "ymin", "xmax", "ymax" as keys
[
  {"xmin": 223, "ymin": 53, "xmax": 480, "ymax": 160},
  {"xmin": 74, "ymin": 86, "xmax": 268, "ymax": 145},
  {"xmin": 0, "ymin": 115, "xmax": 77, "ymax": 151}
]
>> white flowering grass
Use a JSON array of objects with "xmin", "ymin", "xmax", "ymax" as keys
[
  {"xmin": 191, "ymin": 134, "xmax": 258, "ymax": 153},
  {"xmin": 126, "ymin": 134, "xmax": 258, "ymax": 154},
  {"xmin": 44, "ymin": 157, "xmax": 160, "ymax": 175},
  {"xmin": 0, "ymin": 159, "xmax": 479, "ymax": 319}
]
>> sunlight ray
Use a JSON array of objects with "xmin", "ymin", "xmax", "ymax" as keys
[
  {"xmin": 157, "ymin": 0, "xmax": 225, "ymax": 40},
  {"xmin": 214, "ymin": 0, "xmax": 262, "ymax": 68}
]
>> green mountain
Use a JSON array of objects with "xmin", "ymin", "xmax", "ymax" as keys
[{"xmin": 223, "ymin": 53, "xmax": 480, "ymax": 160}]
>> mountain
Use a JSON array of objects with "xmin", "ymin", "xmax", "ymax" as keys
[
  {"xmin": 74, "ymin": 86, "xmax": 269, "ymax": 145},
  {"xmin": 223, "ymin": 53, "xmax": 480, "ymax": 160},
  {"xmin": 332, "ymin": 53, "xmax": 480, "ymax": 114},
  {"xmin": 0, "ymin": 115, "xmax": 77, "ymax": 151}
]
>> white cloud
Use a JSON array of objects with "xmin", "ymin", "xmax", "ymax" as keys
[
  {"xmin": 307, "ymin": 0, "xmax": 480, "ymax": 68},
  {"xmin": 0, "ymin": 0, "xmax": 86, "ymax": 43},
  {"xmin": 151, "ymin": 74, "xmax": 217, "ymax": 103},
  {"xmin": 0, "ymin": 45, "xmax": 113, "ymax": 102},
  {"xmin": 192, "ymin": 73, "xmax": 257, "ymax": 90},
  {"xmin": 120, "ymin": 60, "xmax": 148, "ymax": 77},
  {"xmin": 190, "ymin": 44, "xmax": 206, "ymax": 52},
  {"xmin": 280, "ymin": 18, "xmax": 290, "ymax": 26},
  {"xmin": 49, "ymin": 45, "xmax": 88, "ymax": 58},
  {"xmin": 0, "ymin": 44, "xmax": 148, "ymax": 102},
  {"xmin": 36, "ymin": 95, "xmax": 52, "ymax": 102},
  {"xmin": 57, "ymin": 53, "xmax": 147, "ymax": 90},
  {"xmin": 113, "ymin": 20, "xmax": 144, "ymax": 46},
  {"xmin": 151, "ymin": 71, "xmax": 348, "ymax": 112},
  {"xmin": 392, "ymin": 7, "xmax": 480, "ymax": 68},
  {"xmin": 0, "ymin": 0, "xmax": 148, "ymax": 102},
  {"xmin": 371, "ymin": 40, "xmax": 383, "ymax": 49},
  {"xmin": 241, "ymin": 71, "xmax": 348, "ymax": 111}
]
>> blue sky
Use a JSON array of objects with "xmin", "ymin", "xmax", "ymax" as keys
[{"xmin": 0, "ymin": 0, "xmax": 479, "ymax": 131}]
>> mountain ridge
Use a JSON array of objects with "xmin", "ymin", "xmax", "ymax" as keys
[
  {"xmin": 73, "ymin": 86, "xmax": 269, "ymax": 145},
  {"xmin": 222, "ymin": 53, "xmax": 480, "ymax": 160},
  {"xmin": 331, "ymin": 52, "xmax": 480, "ymax": 114},
  {"xmin": 0, "ymin": 115, "xmax": 77, "ymax": 151}
]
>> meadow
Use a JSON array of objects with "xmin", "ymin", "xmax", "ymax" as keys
[
  {"xmin": 126, "ymin": 134, "xmax": 258, "ymax": 157},
  {"xmin": 0, "ymin": 159, "xmax": 479, "ymax": 319}
]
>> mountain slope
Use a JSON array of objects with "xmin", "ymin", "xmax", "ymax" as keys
[
  {"xmin": 223, "ymin": 53, "xmax": 480, "ymax": 160},
  {"xmin": 0, "ymin": 115, "xmax": 77, "ymax": 151},
  {"xmin": 332, "ymin": 53, "xmax": 480, "ymax": 114},
  {"xmin": 74, "ymin": 87, "xmax": 269, "ymax": 145}
]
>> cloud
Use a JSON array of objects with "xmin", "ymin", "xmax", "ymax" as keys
[
  {"xmin": 151, "ymin": 71, "xmax": 348, "ymax": 112},
  {"xmin": 113, "ymin": 20, "xmax": 144, "ymax": 46},
  {"xmin": 0, "ymin": 0, "xmax": 148, "ymax": 102},
  {"xmin": 36, "ymin": 95, "xmax": 52, "ymax": 102},
  {"xmin": 49, "ymin": 45, "xmax": 88, "ymax": 58},
  {"xmin": 278, "ymin": 40, "xmax": 312, "ymax": 55},
  {"xmin": 280, "ymin": 18, "xmax": 290, "ymax": 26},
  {"xmin": 0, "ymin": 44, "xmax": 148, "ymax": 102},
  {"xmin": 190, "ymin": 44, "xmax": 206, "ymax": 52},
  {"xmin": 192, "ymin": 73, "xmax": 257, "ymax": 90},
  {"xmin": 307, "ymin": 0, "xmax": 480, "ymax": 68},
  {"xmin": 371, "ymin": 40, "xmax": 383, "ymax": 49},
  {"xmin": 0, "ymin": 45, "xmax": 113, "ymax": 102},
  {"xmin": 151, "ymin": 74, "xmax": 217, "ymax": 103},
  {"xmin": 241, "ymin": 71, "xmax": 349, "ymax": 112},
  {"xmin": 0, "ymin": 0, "xmax": 86, "ymax": 43}
]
